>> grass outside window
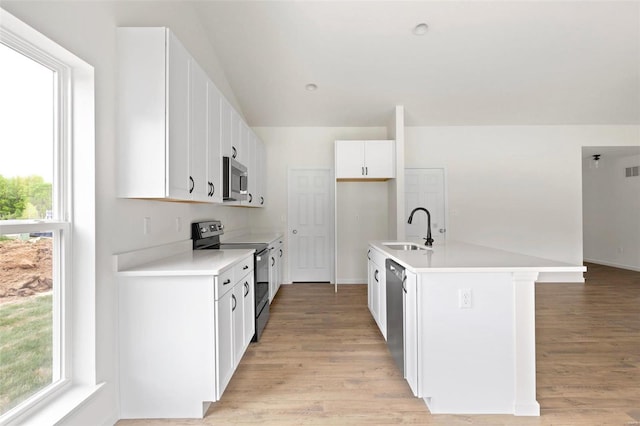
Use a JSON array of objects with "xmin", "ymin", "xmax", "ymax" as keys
[{"xmin": 0, "ymin": 294, "xmax": 53, "ymax": 414}]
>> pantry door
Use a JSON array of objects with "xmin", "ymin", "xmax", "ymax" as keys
[
  {"xmin": 405, "ymin": 168, "xmax": 446, "ymax": 245},
  {"xmin": 288, "ymin": 169, "xmax": 335, "ymax": 283}
]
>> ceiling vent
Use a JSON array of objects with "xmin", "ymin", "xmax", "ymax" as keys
[{"xmin": 625, "ymin": 166, "xmax": 639, "ymax": 178}]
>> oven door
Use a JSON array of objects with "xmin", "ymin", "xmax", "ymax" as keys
[{"xmin": 254, "ymin": 248, "xmax": 270, "ymax": 341}]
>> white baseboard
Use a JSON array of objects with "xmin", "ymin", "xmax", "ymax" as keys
[
  {"xmin": 583, "ymin": 258, "xmax": 640, "ymax": 273},
  {"xmin": 336, "ymin": 278, "xmax": 366, "ymax": 285}
]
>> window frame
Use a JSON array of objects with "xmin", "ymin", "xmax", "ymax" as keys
[
  {"xmin": 0, "ymin": 7, "xmax": 99, "ymax": 425},
  {"xmin": 0, "ymin": 28, "xmax": 73, "ymax": 420}
]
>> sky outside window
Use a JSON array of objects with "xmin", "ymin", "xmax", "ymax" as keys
[{"xmin": 0, "ymin": 43, "xmax": 54, "ymax": 183}]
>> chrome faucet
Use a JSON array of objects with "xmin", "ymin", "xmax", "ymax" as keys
[{"xmin": 408, "ymin": 207, "xmax": 434, "ymax": 247}]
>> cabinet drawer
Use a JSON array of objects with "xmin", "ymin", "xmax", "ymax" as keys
[
  {"xmin": 233, "ymin": 255, "xmax": 254, "ymax": 281},
  {"xmin": 215, "ymin": 268, "xmax": 235, "ymax": 300}
]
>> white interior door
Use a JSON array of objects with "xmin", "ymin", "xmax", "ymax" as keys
[
  {"xmin": 405, "ymin": 168, "xmax": 446, "ymax": 244},
  {"xmin": 288, "ymin": 169, "xmax": 334, "ymax": 283}
]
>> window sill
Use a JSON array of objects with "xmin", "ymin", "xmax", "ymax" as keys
[{"xmin": 6, "ymin": 382, "xmax": 105, "ymax": 426}]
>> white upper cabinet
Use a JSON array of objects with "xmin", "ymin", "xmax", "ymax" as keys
[
  {"xmin": 220, "ymin": 97, "xmax": 233, "ymax": 160},
  {"xmin": 207, "ymin": 82, "xmax": 223, "ymax": 203},
  {"xmin": 255, "ymin": 138, "xmax": 266, "ymax": 207},
  {"xmin": 335, "ymin": 140, "xmax": 396, "ymax": 180},
  {"xmin": 189, "ymin": 60, "xmax": 209, "ymax": 201},
  {"xmin": 243, "ymin": 131, "xmax": 258, "ymax": 206},
  {"xmin": 117, "ymin": 27, "xmax": 214, "ymax": 201},
  {"xmin": 117, "ymin": 26, "xmax": 265, "ymax": 206}
]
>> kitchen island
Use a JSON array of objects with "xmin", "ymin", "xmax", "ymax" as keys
[{"xmin": 368, "ymin": 240, "xmax": 586, "ymax": 416}]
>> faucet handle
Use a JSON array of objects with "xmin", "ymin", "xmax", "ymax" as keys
[{"xmin": 423, "ymin": 237, "xmax": 434, "ymax": 247}]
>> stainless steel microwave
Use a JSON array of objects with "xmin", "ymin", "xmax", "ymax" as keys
[{"xmin": 223, "ymin": 156, "xmax": 248, "ymax": 201}]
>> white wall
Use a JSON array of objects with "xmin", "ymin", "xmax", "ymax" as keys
[
  {"xmin": 583, "ymin": 152, "xmax": 640, "ymax": 271},
  {"xmin": 1, "ymin": 2, "xmax": 253, "ymax": 423},
  {"xmin": 251, "ymin": 127, "xmax": 389, "ymax": 283},
  {"xmin": 405, "ymin": 125, "xmax": 640, "ymax": 274}
]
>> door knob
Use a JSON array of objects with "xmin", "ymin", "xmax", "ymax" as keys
[{"xmin": 292, "ymin": 229, "xmax": 298, "ymax": 234}]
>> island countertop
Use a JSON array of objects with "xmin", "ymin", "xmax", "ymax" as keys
[{"xmin": 369, "ymin": 240, "xmax": 586, "ymax": 274}]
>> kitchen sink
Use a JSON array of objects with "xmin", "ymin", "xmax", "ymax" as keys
[{"xmin": 382, "ymin": 243, "xmax": 430, "ymax": 251}]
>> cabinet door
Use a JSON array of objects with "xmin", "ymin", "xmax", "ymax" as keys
[
  {"xmin": 189, "ymin": 60, "xmax": 208, "ymax": 201},
  {"xmin": 166, "ymin": 32, "xmax": 191, "ymax": 199},
  {"xmin": 207, "ymin": 81, "xmax": 223, "ymax": 203},
  {"xmin": 242, "ymin": 276, "xmax": 255, "ymax": 349},
  {"xmin": 377, "ymin": 260, "xmax": 387, "ymax": 340},
  {"xmin": 220, "ymin": 97, "xmax": 233, "ymax": 159},
  {"xmin": 243, "ymin": 131, "xmax": 257, "ymax": 206},
  {"xmin": 404, "ymin": 270, "xmax": 418, "ymax": 395},
  {"xmin": 268, "ymin": 249, "xmax": 277, "ymax": 303},
  {"xmin": 367, "ymin": 250, "xmax": 374, "ymax": 312},
  {"xmin": 256, "ymin": 138, "xmax": 266, "ymax": 207},
  {"xmin": 215, "ymin": 287, "xmax": 234, "ymax": 397},
  {"xmin": 364, "ymin": 140, "xmax": 395, "ymax": 178},
  {"xmin": 369, "ymin": 260, "xmax": 380, "ymax": 326},
  {"xmin": 232, "ymin": 283, "xmax": 245, "ymax": 369},
  {"xmin": 230, "ymin": 108, "xmax": 242, "ymax": 161},
  {"xmin": 335, "ymin": 140, "xmax": 365, "ymax": 178},
  {"xmin": 276, "ymin": 241, "xmax": 284, "ymax": 290},
  {"xmin": 238, "ymin": 120, "xmax": 249, "ymax": 168}
]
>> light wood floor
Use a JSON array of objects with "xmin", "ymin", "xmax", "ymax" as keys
[{"xmin": 118, "ymin": 263, "xmax": 640, "ymax": 425}]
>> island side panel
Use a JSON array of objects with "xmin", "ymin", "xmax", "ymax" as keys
[
  {"xmin": 512, "ymin": 271, "xmax": 541, "ymax": 416},
  {"xmin": 417, "ymin": 272, "xmax": 516, "ymax": 414}
]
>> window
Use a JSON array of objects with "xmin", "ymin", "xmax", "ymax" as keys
[
  {"xmin": 0, "ymin": 32, "xmax": 70, "ymax": 419},
  {"xmin": 0, "ymin": 8, "xmax": 97, "ymax": 424}
]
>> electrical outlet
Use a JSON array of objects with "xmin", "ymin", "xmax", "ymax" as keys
[
  {"xmin": 459, "ymin": 288, "xmax": 472, "ymax": 309},
  {"xmin": 143, "ymin": 217, "xmax": 151, "ymax": 235}
]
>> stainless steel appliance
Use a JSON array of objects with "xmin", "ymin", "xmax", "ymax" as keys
[
  {"xmin": 386, "ymin": 259, "xmax": 405, "ymax": 373},
  {"xmin": 222, "ymin": 156, "xmax": 248, "ymax": 201},
  {"xmin": 192, "ymin": 220, "xmax": 270, "ymax": 341}
]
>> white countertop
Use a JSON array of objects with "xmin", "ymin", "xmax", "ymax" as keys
[
  {"xmin": 116, "ymin": 248, "xmax": 254, "ymax": 277},
  {"xmin": 222, "ymin": 232, "xmax": 283, "ymax": 245},
  {"xmin": 370, "ymin": 240, "xmax": 586, "ymax": 274}
]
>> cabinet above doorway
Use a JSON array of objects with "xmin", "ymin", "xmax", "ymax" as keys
[{"xmin": 335, "ymin": 140, "xmax": 396, "ymax": 180}]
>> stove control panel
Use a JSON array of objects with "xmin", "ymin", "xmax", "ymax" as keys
[{"xmin": 191, "ymin": 220, "xmax": 224, "ymax": 239}]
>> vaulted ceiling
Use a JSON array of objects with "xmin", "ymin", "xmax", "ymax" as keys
[{"xmin": 194, "ymin": 1, "xmax": 640, "ymax": 127}]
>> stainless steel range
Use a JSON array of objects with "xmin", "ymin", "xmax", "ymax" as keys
[{"xmin": 192, "ymin": 220, "xmax": 270, "ymax": 342}]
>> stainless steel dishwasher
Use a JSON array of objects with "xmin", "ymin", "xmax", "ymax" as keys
[{"xmin": 386, "ymin": 258, "xmax": 405, "ymax": 374}]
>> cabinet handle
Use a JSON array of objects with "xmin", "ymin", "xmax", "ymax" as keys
[
  {"xmin": 249, "ymin": 193, "xmax": 253, "ymax": 203},
  {"xmin": 244, "ymin": 282, "xmax": 249, "ymax": 297},
  {"xmin": 279, "ymin": 249, "xmax": 283, "ymax": 257},
  {"xmin": 232, "ymin": 146, "xmax": 237, "ymax": 158},
  {"xmin": 243, "ymin": 265, "xmax": 249, "ymax": 270},
  {"xmin": 365, "ymin": 166, "xmax": 368, "ymax": 175},
  {"xmin": 361, "ymin": 166, "xmax": 365, "ymax": 175},
  {"xmin": 367, "ymin": 249, "xmax": 371, "ymax": 260},
  {"xmin": 402, "ymin": 275, "xmax": 407, "ymax": 294},
  {"xmin": 223, "ymin": 279, "xmax": 231, "ymax": 285},
  {"xmin": 260, "ymin": 196, "xmax": 264, "ymax": 205},
  {"xmin": 189, "ymin": 176, "xmax": 194, "ymax": 193},
  {"xmin": 271, "ymin": 257, "xmax": 275, "ymax": 267},
  {"xmin": 232, "ymin": 294, "xmax": 236, "ymax": 311},
  {"xmin": 374, "ymin": 269, "xmax": 379, "ymax": 283}
]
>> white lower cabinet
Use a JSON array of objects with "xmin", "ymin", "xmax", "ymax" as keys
[
  {"xmin": 268, "ymin": 238, "xmax": 284, "ymax": 303},
  {"xmin": 403, "ymin": 269, "xmax": 418, "ymax": 395},
  {"xmin": 119, "ymin": 253, "xmax": 254, "ymax": 419},
  {"xmin": 367, "ymin": 246, "xmax": 387, "ymax": 339}
]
